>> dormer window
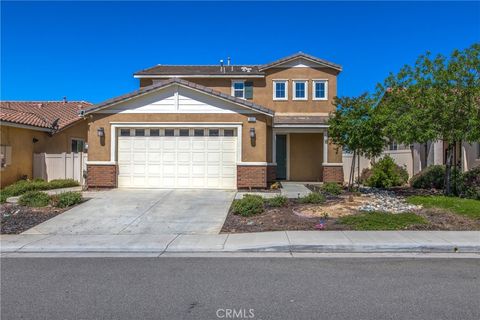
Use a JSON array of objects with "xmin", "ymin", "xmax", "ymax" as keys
[
  {"xmin": 232, "ymin": 80, "xmax": 245, "ymax": 98},
  {"xmin": 293, "ymin": 80, "xmax": 308, "ymax": 100},
  {"xmin": 273, "ymin": 80, "xmax": 288, "ymax": 100},
  {"xmin": 313, "ymin": 80, "xmax": 328, "ymax": 100}
]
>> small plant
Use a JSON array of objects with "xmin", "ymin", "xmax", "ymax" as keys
[
  {"xmin": 410, "ymin": 165, "xmax": 446, "ymax": 189},
  {"xmin": 48, "ymin": 179, "xmax": 79, "ymax": 189},
  {"xmin": 0, "ymin": 179, "xmax": 80, "ymax": 203},
  {"xmin": 321, "ymin": 182, "xmax": 343, "ymax": 195},
  {"xmin": 18, "ymin": 191, "xmax": 51, "ymax": 207},
  {"xmin": 270, "ymin": 182, "xmax": 281, "ymax": 190},
  {"xmin": 298, "ymin": 192, "xmax": 326, "ymax": 204},
  {"xmin": 52, "ymin": 191, "xmax": 83, "ymax": 208},
  {"xmin": 232, "ymin": 194, "xmax": 264, "ymax": 217},
  {"xmin": 266, "ymin": 195, "xmax": 288, "ymax": 207},
  {"xmin": 458, "ymin": 167, "xmax": 480, "ymax": 200},
  {"xmin": 365, "ymin": 155, "xmax": 409, "ymax": 188}
]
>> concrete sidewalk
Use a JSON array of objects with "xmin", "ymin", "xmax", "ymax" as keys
[{"xmin": 1, "ymin": 231, "xmax": 479, "ymax": 254}]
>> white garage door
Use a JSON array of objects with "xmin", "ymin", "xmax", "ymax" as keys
[{"xmin": 117, "ymin": 128, "xmax": 237, "ymax": 189}]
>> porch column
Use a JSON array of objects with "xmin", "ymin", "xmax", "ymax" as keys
[
  {"xmin": 323, "ymin": 131, "xmax": 328, "ymax": 164},
  {"xmin": 433, "ymin": 140, "xmax": 444, "ymax": 165}
]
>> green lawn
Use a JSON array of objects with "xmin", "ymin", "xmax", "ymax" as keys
[
  {"xmin": 406, "ymin": 196, "xmax": 480, "ymax": 219},
  {"xmin": 338, "ymin": 212, "xmax": 427, "ymax": 230}
]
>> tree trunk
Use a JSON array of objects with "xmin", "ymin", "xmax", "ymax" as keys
[
  {"xmin": 444, "ymin": 144, "xmax": 453, "ymax": 195},
  {"xmin": 349, "ymin": 150, "xmax": 356, "ymax": 190},
  {"xmin": 357, "ymin": 155, "xmax": 360, "ymax": 187}
]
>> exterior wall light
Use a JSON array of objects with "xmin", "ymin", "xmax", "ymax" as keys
[
  {"xmin": 250, "ymin": 128, "xmax": 256, "ymax": 139},
  {"xmin": 97, "ymin": 127, "xmax": 105, "ymax": 137},
  {"xmin": 250, "ymin": 127, "xmax": 256, "ymax": 147}
]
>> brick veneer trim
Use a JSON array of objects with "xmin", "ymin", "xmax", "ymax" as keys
[
  {"xmin": 267, "ymin": 165, "xmax": 277, "ymax": 183},
  {"xmin": 323, "ymin": 166, "xmax": 344, "ymax": 183},
  {"xmin": 87, "ymin": 164, "xmax": 117, "ymax": 188},
  {"xmin": 237, "ymin": 165, "xmax": 267, "ymax": 189}
]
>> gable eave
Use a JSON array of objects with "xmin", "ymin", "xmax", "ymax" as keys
[{"xmin": 82, "ymin": 80, "xmax": 274, "ymax": 117}]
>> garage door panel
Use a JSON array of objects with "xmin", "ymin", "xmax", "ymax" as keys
[
  {"xmin": 163, "ymin": 152, "xmax": 175, "ymax": 162},
  {"xmin": 207, "ymin": 153, "xmax": 220, "ymax": 162},
  {"xmin": 163, "ymin": 140, "xmax": 176, "ymax": 149},
  {"xmin": 192, "ymin": 141, "xmax": 206, "ymax": 149},
  {"xmin": 118, "ymin": 131, "xmax": 237, "ymax": 189},
  {"xmin": 177, "ymin": 152, "xmax": 190, "ymax": 162}
]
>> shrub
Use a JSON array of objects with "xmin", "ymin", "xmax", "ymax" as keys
[
  {"xmin": 459, "ymin": 167, "xmax": 480, "ymax": 200},
  {"xmin": 48, "ymin": 179, "xmax": 79, "ymax": 189},
  {"xmin": 410, "ymin": 165, "xmax": 445, "ymax": 189},
  {"xmin": 298, "ymin": 192, "xmax": 326, "ymax": 204},
  {"xmin": 0, "ymin": 179, "xmax": 79, "ymax": 203},
  {"xmin": 266, "ymin": 195, "xmax": 288, "ymax": 207},
  {"xmin": 365, "ymin": 156, "xmax": 409, "ymax": 188},
  {"xmin": 232, "ymin": 194, "xmax": 264, "ymax": 217},
  {"xmin": 321, "ymin": 182, "xmax": 343, "ymax": 195},
  {"xmin": 18, "ymin": 191, "xmax": 51, "ymax": 207},
  {"xmin": 359, "ymin": 168, "xmax": 372, "ymax": 185},
  {"xmin": 52, "ymin": 191, "xmax": 83, "ymax": 208}
]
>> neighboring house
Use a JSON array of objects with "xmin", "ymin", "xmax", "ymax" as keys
[
  {"xmin": 0, "ymin": 101, "xmax": 91, "ymax": 187},
  {"xmin": 82, "ymin": 52, "xmax": 344, "ymax": 189},
  {"xmin": 343, "ymin": 140, "xmax": 480, "ymax": 183}
]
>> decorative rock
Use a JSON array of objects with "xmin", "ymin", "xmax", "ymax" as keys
[{"xmin": 358, "ymin": 187, "xmax": 421, "ymax": 213}]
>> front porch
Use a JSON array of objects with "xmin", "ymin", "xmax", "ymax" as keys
[{"xmin": 271, "ymin": 127, "xmax": 343, "ymax": 183}]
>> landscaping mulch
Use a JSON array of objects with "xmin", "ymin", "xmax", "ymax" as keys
[
  {"xmin": 221, "ymin": 199, "xmax": 350, "ymax": 233},
  {"xmin": 1, "ymin": 203, "xmax": 68, "ymax": 234},
  {"xmin": 411, "ymin": 208, "xmax": 480, "ymax": 231},
  {"xmin": 222, "ymin": 189, "xmax": 480, "ymax": 233}
]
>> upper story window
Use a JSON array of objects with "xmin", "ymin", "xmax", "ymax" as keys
[
  {"xmin": 388, "ymin": 141, "xmax": 398, "ymax": 151},
  {"xmin": 313, "ymin": 80, "xmax": 328, "ymax": 100},
  {"xmin": 273, "ymin": 80, "xmax": 288, "ymax": 100},
  {"xmin": 232, "ymin": 80, "xmax": 245, "ymax": 98},
  {"xmin": 293, "ymin": 80, "xmax": 308, "ymax": 100}
]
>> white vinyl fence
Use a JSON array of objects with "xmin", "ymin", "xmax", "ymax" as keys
[
  {"xmin": 343, "ymin": 149, "xmax": 414, "ymax": 183},
  {"xmin": 33, "ymin": 152, "xmax": 87, "ymax": 185}
]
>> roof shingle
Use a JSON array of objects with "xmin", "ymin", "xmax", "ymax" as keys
[{"xmin": 0, "ymin": 101, "xmax": 92, "ymax": 131}]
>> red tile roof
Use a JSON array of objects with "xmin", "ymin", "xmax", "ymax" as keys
[{"xmin": 0, "ymin": 101, "xmax": 92, "ymax": 132}]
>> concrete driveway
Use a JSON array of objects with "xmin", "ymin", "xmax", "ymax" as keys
[{"xmin": 24, "ymin": 189, "xmax": 235, "ymax": 235}]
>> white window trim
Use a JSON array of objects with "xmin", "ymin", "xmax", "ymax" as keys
[
  {"xmin": 273, "ymin": 80, "xmax": 288, "ymax": 101},
  {"xmin": 231, "ymin": 80, "xmax": 245, "ymax": 99},
  {"xmin": 312, "ymin": 79, "xmax": 328, "ymax": 101},
  {"xmin": 292, "ymin": 80, "xmax": 308, "ymax": 101}
]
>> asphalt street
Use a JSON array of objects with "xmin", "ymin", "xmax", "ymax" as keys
[{"xmin": 1, "ymin": 257, "xmax": 479, "ymax": 320}]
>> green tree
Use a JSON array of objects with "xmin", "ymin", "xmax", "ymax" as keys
[
  {"xmin": 328, "ymin": 94, "xmax": 386, "ymax": 189},
  {"xmin": 376, "ymin": 43, "xmax": 480, "ymax": 194}
]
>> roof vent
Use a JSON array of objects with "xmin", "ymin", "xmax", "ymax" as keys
[
  {"xmin": 220, "ymin": 59, "xmax": 224, "ymax": 73},
  {"xmin": 63, "ymin": 96, "xmax": 68, "ymax": 103},
  {"xmin": 241, "ymin": 66, "xmax": 252, "ymax": 73}
]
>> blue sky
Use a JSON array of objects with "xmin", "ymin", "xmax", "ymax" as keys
[{"xmin": 1, "ymin": 1, "xmax": 479, "ymax": 103}]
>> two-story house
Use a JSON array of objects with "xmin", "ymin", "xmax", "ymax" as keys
[{"xmin": 82, "ymin": 52, "xmax": 343, "ymax": 189}]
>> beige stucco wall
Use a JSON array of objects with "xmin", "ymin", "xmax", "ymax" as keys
[
  {"xmin": 289, "ymin": 133, "xmax": 324, "ymax": 181},
  {"xmin": 34, "ymin": 121, "xmax": 88, "ymax": 154},
  {"xmin": 0, "ymin": 121, "xmax": 88, "ymax": 188},
  {"xmin": 0, "ymin": 125, "xmax": 38, "ymax": 187},
  {"xmin": 139, "ymin": 67, "xmax": 339, "ymax": 115},
  {"xmin": 86, "ymin": 113, "xmax": 270, "ymax": 163}
]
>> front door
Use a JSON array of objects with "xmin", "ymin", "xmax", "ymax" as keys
[{"xmin": 276, "ymin": 134, "xmax": 287, "ymax": 180}]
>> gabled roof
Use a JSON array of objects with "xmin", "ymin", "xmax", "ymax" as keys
[
  {"xmin": 135, "ymin": 65, "xmax": 264, "ymax": 77},
  {"xmin": 0, "ymin": 101, "xmax": 92, "ymax": 132},
  {"xmin": 134, "ymin": 52, "xmax": 342, "ymax": 77},
  {"xmin": 259, "ymin": 52, "xmax": 342, "ymax": 71},
  {"xmin": 82, "ymin": 78, "xmax": 274, "ymax": 116}
]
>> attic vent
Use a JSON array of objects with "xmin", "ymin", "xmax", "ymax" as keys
[{"xmin": 241, "ymin": 67, "xmax": 252, "ymax": 73}]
